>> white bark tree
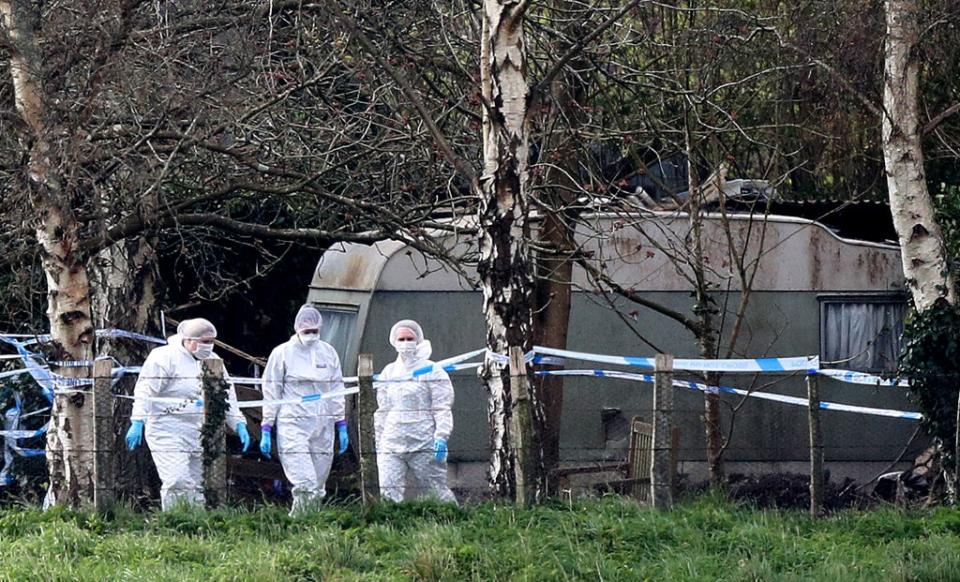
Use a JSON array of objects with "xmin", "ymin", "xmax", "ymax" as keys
[
  {"xmin": 0, "ymin": 0, "xmax": 97, "ymax": 506},
  {"xmin": 477, "ymin": 0, "xmax": 541, "ymax": 497},
  {"xmin": 882, "ymin": 0, "xmax": 957, "ymax": 310}
]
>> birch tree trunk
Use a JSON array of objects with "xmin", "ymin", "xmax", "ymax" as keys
[
  {"xmin": 882, "ymin": 0, "xmax": 957, "ymax": 310},
  {"xmin": 1, "ymin": 0, "xmax": 97, "ymax": 507},
  {"xmin": 91, "ymin": 235, "xmax": 161, "ymax": 503},
  {"xmin": 477, "ymin": 0, "xmax": 542, "ymax": 498},
  {"xmin": 883, "ymin": 0, "xmax": 959, "ymax": 504}
]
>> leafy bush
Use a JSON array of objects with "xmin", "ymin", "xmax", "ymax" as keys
[{"xmin": 901, "ymin": 302, "xmax": 960, "ymax": 465}]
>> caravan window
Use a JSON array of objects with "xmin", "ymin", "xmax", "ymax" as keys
[
  {"xmin": 314, "ymin": 305, "xmax": 358, "ymax": 360},
  {"xmin": 819, "ymin": 296, "xmax": 906, "ymax": 372}
]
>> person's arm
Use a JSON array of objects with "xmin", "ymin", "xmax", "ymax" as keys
[
  {"xmin": 131, "ymin": 350, "xmax": 167, "ymax": 423},
  {"xmin": 430, "ymin": 369, "xmax": 454, "ymax": 442},
  {"xmin": 328, "ymin": 349, "xmax": 346, "ymax": 422},
  {"xmin": 261, "ymin": 347, "xmax": 285, "ymax": 430},
  {"xmin": 374, "ymin": 364, "xmax": 392, "ymax": 442},
  {"xmin": 221, "ymin": 365, "xmax": 247, "ymax": 431}
]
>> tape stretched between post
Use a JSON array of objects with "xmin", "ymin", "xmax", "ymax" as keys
[
  {"xmin": 532, "ymin": 345, "xmax": 820, "ymax": 373},
  {"xmin": 536, "ymin": 369, "xmax": 922, "ymax": 421}
]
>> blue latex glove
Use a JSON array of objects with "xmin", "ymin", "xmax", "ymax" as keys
[
  {"xmin": 260, "ymin": 424, "xmax": 272, "ymax": 459},
  {"xmin": 236, "ymin": 422, "xmax": 251, "ymax": 453},
  {"xmin": 434, "ymin": 438, "xmax": 448, "ymax": 462},
  {"xmin": 126, "ymin": 420, "xmax": 144, "ymax": 451},
  {"xmin": 336, "ymin": 420, "xmax": 349, "ymax": 455}
]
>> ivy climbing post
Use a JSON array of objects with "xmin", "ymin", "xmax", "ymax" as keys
[{"xmin": 201, "ymin": 359, "xmax": 228, "ymax": 508}]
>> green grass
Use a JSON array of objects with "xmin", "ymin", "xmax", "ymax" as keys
[{"xmin": 0, "ymin": 495, "xmax": 959, "ymax": 581}]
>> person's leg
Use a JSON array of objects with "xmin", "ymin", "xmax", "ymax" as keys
[
  {"xmin": 309, "ymin": 421, "xmax": 335, "ymax": 501},
  {"xmin": 277, "ymin": 419, "xmax": 320, "ymax": 514},
  {"xmin": 408, "ymin": 450, "xmax": 456, "ymax": 503},
  {"xmin": 183, "ymin": 452, "xmax": 205, "ymax": 507},
  {"xmin": 377, "ymin": 451, "xmax": 408, "ymax": 502},
  {"xmin": 147, "ymin": 420, "xmax": 204, "ymax": 511}
]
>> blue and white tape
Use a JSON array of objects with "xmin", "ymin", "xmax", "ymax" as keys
[
  {"xmin": 0, "ymin": 336, "xmax": 54, "ymax": 401},
  {"xmin": 816, "ymin": 369, "xmax": 911, "ymax": 388},
  {"xmin": 10, "ymin": 448, "xmax": 45, "ymax": 457},
  {"xmin": 537, "ymin": 369, "xmax": 923, "ymax": 421},
  {"xmin": 121, "ymin": 386, "xmax": 361, "ymax": 410},
  {"xmin": 483, "ymin": 350, "xmax": 536, "ymax": 366},
  {"xmin": 18, "ymin": 407, "xmax": 50, "ymax": 419},
  {"xmin": 532, "ymin": 355, "xmax": 567, "ymax": 366},
  {"xmin": 0, "ymin": 426, "xmax": 49, "ymax": 439},
  {"xmin": 0, "ymin": 422, "xmax": 50, "ymax": 439},
  {"xmin": 410, "ymin": 348, "xmax": 488, "ymax": 378},
  {"xmin": 95, "ymin": 328, "xmax": 167, "ymax": 345},
  {"xmin": 229, "ymin": 376, "xmax": 265, "ymax": 386},
  {"xmin": 234, "ymin": 387, "xmax": 360, "ymax": 408},
  {"xmin": 532, "ymin": 346, "xmax": 819, "ymax": 373}
]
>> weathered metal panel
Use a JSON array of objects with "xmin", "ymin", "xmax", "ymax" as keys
[
  {"xmin": 327, "ymin": 214, "xmax": 904, "ymax": 293},
  {"xmin": 575, "ymin": 213, "xmax": 903, "ymax": 292},
  {"xmin": 311, "ymin": 240, "xmax": 406, "ymax": 291}
]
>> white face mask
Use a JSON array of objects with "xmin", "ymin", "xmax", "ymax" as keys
[
  {"xmin": 192, "ymin": 343, "xmax": 214, "ymax": 360},
  {"xmin": 395, "ymin": 339, "xmax": 418, "ymax": 359},
  {"xmin": 298, "ymin": 332, "xmax": 319, "ymax": 346}
]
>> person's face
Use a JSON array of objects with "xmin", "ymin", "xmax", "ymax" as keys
[
  {"xmin": 183, "ymin": 336, "xmax": 216, "ymax": 354},
  {"xmin": 395, "ymin": 327, "xmax": 417, "ymax": 343}
]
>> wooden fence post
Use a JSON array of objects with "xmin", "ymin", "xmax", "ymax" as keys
[
  {"xmin": 807, "ymin": 373, "xmax": 824, "ymax": 517},
  {"xmin": 651, "ymin": 354, "xmax": 674, "ymax": 509},
  {"xmin": 92, "ymin": 358, "xmax": 115, "ymax": 512},
  {"xmin": 357, "ymin": 354, "xmax": 379, "ymax": 506},
  {"xmin": 201, "ymin": 359, "xmax": 227, "ymax": 508},
  {"xmin": 509, "ymin": 347, "xmax": 538, "ymax": 507}
]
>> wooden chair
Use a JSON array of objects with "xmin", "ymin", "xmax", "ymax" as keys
[{"xmin": 548, "ymin": 416, "xmax": 678, "ymax": 502}]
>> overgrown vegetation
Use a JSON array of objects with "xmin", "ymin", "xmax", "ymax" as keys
[
  {"xmin": 901, "ymin": 303, "xmax": 960, "ymax": 467},
  {"xmin": 0, "ymin": 496, "xmax": 958, "ymax": 581}
]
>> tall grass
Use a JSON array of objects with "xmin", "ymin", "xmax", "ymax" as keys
[{"xmin": 0, "ymin": 495, "xmax": 958, "ymax": 581}]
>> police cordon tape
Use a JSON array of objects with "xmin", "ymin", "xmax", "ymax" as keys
[
  {"xmin": 815, "ymin": 368, "xmax": 911, "ymax": 387},
  {"xmin": 531, "ymin": 350, "xmax": 911, "ymax": 387},
  {"xmin": 4, "ymin": 328, "xmax": 909, "ymax": 385},
  {"xmin": 536, "ymin": 369, "xmax": 923, "ymax": 421},
  {"xmin": 0, "ymin": 426, "xmax": 49, "ymax": 439},
  {"xmin": 532, "ymin": 345, "xmax": 820, "ymax": 373},
  {"xmin": 100, "ymin": 347, "xmax": 925, "ymax": 421},
  {"xmin": 0, "ymin": 329, "xmax": 923, "ymax": 432}
]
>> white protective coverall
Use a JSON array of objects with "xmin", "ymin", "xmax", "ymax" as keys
[
  {"xmin": 1, "ymin": 403, "xmax": 18, "ymax": 486},
  {"xmin": 131, "ymin": 333, "xmax": 245, "ymax": 510},
  {"xmin": 262, "ymin": 307, "xmax": 346, "ymax": 513},
  {"xmin": 375, "ymin": 320, "xmax": 456, "ymax": 502}
]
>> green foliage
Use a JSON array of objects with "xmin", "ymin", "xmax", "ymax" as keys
[
  {"xmin": 1, "ymin": 497, "xmax": 960, "ymax": 580},
  {"xmin": 200, "ymin": 368, "xmax": 230, "ymax": 506},
  {"xmin": 935, "ymin": 185, "xmax": 960, "ymax": 266},
  {"xmin": 900, "ymin": 302, "xmax": 960, "ymax": 463},
  {"xmin": 200, "ymin": 370, "xmax": 229, "ymax": 471}
]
